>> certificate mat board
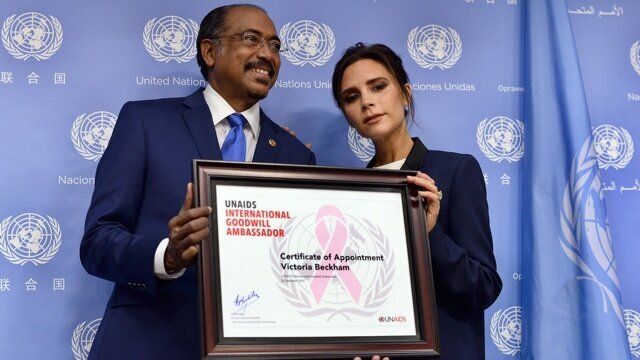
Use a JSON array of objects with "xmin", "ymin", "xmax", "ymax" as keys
[{"xmin": 216, "ymin": 184, "xmax": 417, "ymax": 338}]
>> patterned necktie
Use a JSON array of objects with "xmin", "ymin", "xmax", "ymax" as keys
[{"xmin": 221, "ymin": 113, "xmax": 247, "ymax": 162}]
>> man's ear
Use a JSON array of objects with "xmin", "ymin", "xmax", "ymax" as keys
[{"xmin": 200, "ymin": 39, "xmax": 217, "ymax": 68}]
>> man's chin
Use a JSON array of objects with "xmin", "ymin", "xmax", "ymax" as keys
[
  {"xmin": 248, "ymin": 88, "xmax": 269, "ymax": 101},
  {"xmin": 246, "ymin": 81, "xmax": 272, "ymax": 100}
]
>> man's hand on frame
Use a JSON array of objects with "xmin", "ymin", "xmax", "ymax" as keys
[{"xmin": 165, "ymin": 183, "xmax": 212, "ymax": 273}]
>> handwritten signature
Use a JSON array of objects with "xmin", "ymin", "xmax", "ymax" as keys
[{"xmin": 231, "ymin": 290, "xmax": 260, "ymax": 314}]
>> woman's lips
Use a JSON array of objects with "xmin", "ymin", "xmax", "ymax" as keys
[{"xmin": 364, "ymin": 113, "xmax": 383, "ymax": 124}]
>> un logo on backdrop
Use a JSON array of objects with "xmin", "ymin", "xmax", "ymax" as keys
[
  {"xmin": 0, "ymin": 213, "xmax": 61, "ymax": 265},
  {"xmin": 631, "ymin": 41, "xmax": 640, "ymax": 76},
  {"xmin": 592, "ymin": 124, "xmax": 634, "ymax": 170},
  {"xmin": 477, "ymin": 116, "xmax": 525, "ymax": 163},
  {"xmin": 490, "ymin": 306, "xmax": 522, "ymax": 356},
  {"xmin": 72, "ymin": 318, "xmax": 102, "ymax": 360},
  {"xmin": 625, "ymin": 309, "xmax": 640, "ymax": 357},
  {"xmin": 560, "ymin": 138, "xmax": 626, "ymax": 326},
  {"xmin": 2, "ymin": 12, "xmax": 63, "ymax": 60},
  {"xmin": 71, "ymin": 111, "xmax": 117, "ymax": 161},
  {"xmin": 348, "ymin": 127, "xmax": 375, "ymax": 161},
  {"xmin": 407, "ymin": 25, "xmax": 462, "ymax": 70},
  {"xmin": 143, "ymin": 16, "xmax": 198, "ymax": 63},
  {"xmin": 280, "ymin": 20, "xmax": 335, "ymax": 67}
]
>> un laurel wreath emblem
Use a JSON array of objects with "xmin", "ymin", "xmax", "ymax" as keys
[
  {"xmin": 560, "ymin": 138, "xmax": 625, "ymax": 325},
  {"xmin": 72, "ymin": 318, "xmax": 101, "ymax": 360},
  {"xmin": 407, "ymin": 25, "xmax": 462, "ymax": 70},
  {"xmin": 0, "ymin": 213, "xmax": 62, "ymax": 266},
  {"xmin": 490, "ymin": 306, "xmax": 522, "ymax": 356},
  {"xmin": 71, "ymin": 111, "xmax": 117, "ymax": 161},
  {"xmin": 269, "ymin": 207, "xmax": 395, "ymax": 321},
  {"xmin": 625, "ymin": 309, "xmax": 640, "ymax": 357},
  {"xmin": 476, "ymin": 116, "xmax": 525, "ymax": 163},
  {"xmin": 631, "ymin": 41, "xmax": 640, "ymax": 77},
  {"xmin": 592, "ymin": 124, "xmax": 634, "ymax": 170},
  {"xmin": 143, "ymin": 16, "xmax": 198, "ymax": 63},
  {"xmin": 279, "ymin": 20, "xmax": 335, "ymax": 67},
  {"xmin": 347, "ymin": 127, "xmax": 375, "ymax": 162},
  {"xmin": 2, "ymin": 12, "xmax": 63, "ymax": 61}
]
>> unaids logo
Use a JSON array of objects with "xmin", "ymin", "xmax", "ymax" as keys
[
  {"xmin": 490, "ymin": 306, "xmax": 522, "ymax": 356},
  {"xmin": 407, "ymin": 25, "xmax": 462, "ymax": 70},
  {"xmin": 631, "ymin": 41, "xmax": 640, "ymax": 77},
  {"xmin": 71, "ymin": 111, "xmax": 117, "ymax": 161},
  {"xmin": 2, "ymin": 12, "xmax": 63, "ymax": 60},
  {"xmin": 0, "ymin": 213, "xmax": 61, "ymax": 265},
  {"xmin": 477, "ymin": 116, "xmax": 525, "ymax": 163},
  {"xmin": 279, "ymin": 20, "xmax": 335, "ymax": 67},
  {"xmin": 271, "ymin": 205, "xmax": 394, "ymax": 320},
  {"xmin": 143, "ymin": 16, "xmax": 198, "ymax": 63},
  {"xmin": 72, "ymin": 318, "xmax": 101, "ymax": 360},
  {"xmin": 348, "ymin": 127, "xmax": 375, "ymax": 162},
  {"xmin": 592, "ymin": 124, "xmax": 634, "ymax": 170},
  {"xmin": 625, "ymin": 309, "xmax": 640, "ymax": 357}
]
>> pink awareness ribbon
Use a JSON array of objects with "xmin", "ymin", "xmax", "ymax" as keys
[{"xmin": 310, "ymin": 205, "xmax": 362, "ymax": 304}]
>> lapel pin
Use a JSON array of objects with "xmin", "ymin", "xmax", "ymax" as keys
[{"xmin": 269, "ymin": 139, "xmax": 277, "ymax": 147}]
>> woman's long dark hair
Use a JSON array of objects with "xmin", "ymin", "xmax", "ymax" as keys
[{"xmin": 331, "ymin": 42, "xmax": 415, "ymax": 122}]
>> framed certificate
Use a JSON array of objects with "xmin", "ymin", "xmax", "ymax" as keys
[{"xmin": 194, "ymin": 161, "xmax": 440, "ymax": 359}]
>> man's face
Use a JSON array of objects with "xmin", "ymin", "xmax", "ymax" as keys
[{"xmin": 209, "ymin": 8, "xmax": 281, "ymax": 107}]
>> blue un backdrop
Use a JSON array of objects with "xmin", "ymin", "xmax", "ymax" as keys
[{"xmin": 0, "ymin": 0, "xmax": 638, "ymax": 359}]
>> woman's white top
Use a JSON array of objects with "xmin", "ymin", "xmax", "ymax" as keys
[{"xmin": 373, "ymin": 158, "xmax": 406, "ymax": 170}]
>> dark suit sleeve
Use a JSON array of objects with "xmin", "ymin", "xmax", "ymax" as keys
[
  {"xmin": 307, "ymin": 151, "xmax": 317, "ymax": 165},
  {"xmin": 80, "ymin": 101, "xmax": 160, "ymax": 297},
  {"xmin": 428, "ymin": 155, "xmax": 502, "ymax": 312}
]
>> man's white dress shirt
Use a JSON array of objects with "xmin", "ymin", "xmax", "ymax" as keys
[{"xmin": 154, "ymin": 85, "xmax": 261, "ymax": 279}]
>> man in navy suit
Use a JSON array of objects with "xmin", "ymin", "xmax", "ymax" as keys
[{"xmin": 80, "ymin": 4, "xmax": 315, "ymax": 359}]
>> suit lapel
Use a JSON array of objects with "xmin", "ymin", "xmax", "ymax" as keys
[
  {"xmin": 401, "ymin": 138, "xmax": 428, "ymax": 171},
  {"xmin": 365, "ymin": 137, "xmax": 427, "ymax": 169},
  {"xmin": 252, "ymin": 110, "xmax": 281, "ymax": 163},
  {"xmin": 181, "ymin": 89, "xmax": 222, "ymax": 160}
]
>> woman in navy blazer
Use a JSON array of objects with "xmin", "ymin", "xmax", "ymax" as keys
[{"xmin": 333, "ymin": 43, "xmax": 502, "ymax": 360}]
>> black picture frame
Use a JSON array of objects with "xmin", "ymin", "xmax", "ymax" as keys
[{"xmin": 194, "ymin": 160, "xmax": 440, "ymax": 359}]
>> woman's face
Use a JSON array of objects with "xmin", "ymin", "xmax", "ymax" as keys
[{"xmin": 339, "ymin": 59, "xmax": 410, "ymax": 141}]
